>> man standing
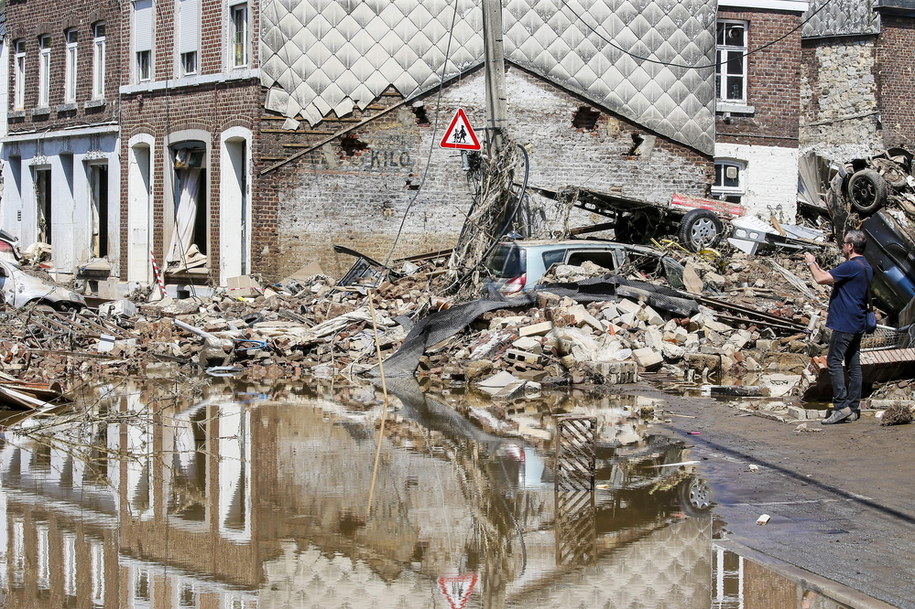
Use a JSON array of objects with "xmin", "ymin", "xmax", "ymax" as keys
[{"xmin": 804, "ymin": 230, "xmax": 873, "ymax": 424}]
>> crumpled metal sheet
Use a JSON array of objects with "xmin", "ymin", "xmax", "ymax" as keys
[
  {"xmin": 260, "ymin": 0, "xmax": 716, "ymax": 154},
  {"xmin": 803, "ymin": 0, "xmax": 880, "ymax": 38}
]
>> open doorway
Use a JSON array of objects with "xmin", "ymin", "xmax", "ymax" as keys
[
  {"xmin": 165, "ymin": 143, "xmax": 208, "ymax": 272},
  {"xmin": 35, "ymin": 167, "xmax": 52, "ymax": 244},
  {"xmin": 220, "ymin": 131, "xmax": 250, "ymax": 283},
  {"xmin": 89, "ymin": 163, "xmax": 110, "ymax": 258}
]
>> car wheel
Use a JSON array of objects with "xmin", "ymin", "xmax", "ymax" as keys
[
  {"xmin": 678, "ymin": 209, "xmax": 724, "ymax": 252},
  {"xmin": 848, "ymin": 169, "xmax": 888, "ymax": 214},
  {"xmin": 679, "ymin": 476, "xmax": 712, "ymax": 514}
]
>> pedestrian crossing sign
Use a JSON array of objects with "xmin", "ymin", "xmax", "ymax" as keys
[{"xmin": 440, "ymin": 108, "xmax": 481, "ymax": 150}]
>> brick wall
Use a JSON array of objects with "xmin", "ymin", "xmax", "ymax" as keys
[
  {"xmin": 876, "ymin": 15, "xmax": 915, "ymax": 149},
  {"xmin": 119, "ymin": 80, "xmax": 261, "ymax": 280},
  {"xmin": 716, "ymin": 9, "xmax": 802, "ymax": 148},
  {"xmin": 5, "ymin": 0, "xmax": 121, "ymax": 133},
  {"xmin": 118, "ymin": 0, "xmax": 261, "ymax": 281},
  {"xmin": 256, "ymin": 68, "xmax": 712, "ymax": 280}
]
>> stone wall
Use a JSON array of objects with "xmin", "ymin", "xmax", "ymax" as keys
[
  {"xmin": 799, "ymin": 37, "xmax": 882, "ymax": 162},
  {"xmin": 257, "ymin": 68, "xmax": 713, "ymax": 281}
]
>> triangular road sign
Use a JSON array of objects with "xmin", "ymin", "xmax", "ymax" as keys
[
  {"xmin": 437, "ymin": 573, "xmax": 478, "ymax": 609},
  {"xmin": 440, "ymin": 108, "xmax": 481, "ymax": 150}
]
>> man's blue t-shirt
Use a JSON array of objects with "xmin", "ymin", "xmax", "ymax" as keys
[{"xmin": 827, "ymin": 256, "xmax": 873, "ymax": 333}]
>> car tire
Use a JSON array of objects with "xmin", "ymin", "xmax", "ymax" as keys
[
  {"xmin": 848, "ymin": 169, "xmax": 888, "ymax": 214},
  {"xmin": 678, "ymin": 209, "xmax": 724, "ymax": 252}
]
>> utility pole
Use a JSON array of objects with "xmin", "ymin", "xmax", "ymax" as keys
[{"xmin": 481, "ymin": 0, "xmax": 508, "ymax": 152}]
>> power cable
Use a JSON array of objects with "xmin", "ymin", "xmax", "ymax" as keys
[{"xmin": 558, "ymin": 0, "xmax": 836, "ymax": 71}]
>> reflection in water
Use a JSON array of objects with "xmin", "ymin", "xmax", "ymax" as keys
[{"xmin": 0, "ymin": 379, "xmax": 881, "ymax": 608}]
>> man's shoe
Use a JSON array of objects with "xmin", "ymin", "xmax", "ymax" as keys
[
  {"xmin": 843, "ymin": 410, "xmax": 860, "ymax": 423},
  {"xmin": 822, "ymin": 407, "xmax": 852, "ymax": 425}
]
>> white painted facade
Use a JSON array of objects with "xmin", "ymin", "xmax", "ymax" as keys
[
  {"xmin": 715, "ymin": 142, "xmax": 799, "ymax": 221},
  {"xmin": 1, "ymin": 127, "xmax": 120, "ymax": 278}
]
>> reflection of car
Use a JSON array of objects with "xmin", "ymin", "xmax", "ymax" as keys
[
  {"xmin": 0, "ymin": 259, "xmax": 86, "ymax": 310},
  {"xmin": 595, "ymin": 433, "xmax": 712, "ymax": 522},
  {"xmin": 483, "ymin": 239, "xmax": 685, "ymax": 296}
]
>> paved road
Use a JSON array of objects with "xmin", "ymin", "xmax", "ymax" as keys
[{"xmin": 643, "ymin": 386, "xmax": 915, "ymax": 609}]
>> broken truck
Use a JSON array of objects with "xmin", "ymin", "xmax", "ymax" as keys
[{"xmin": 534, "ymin": 186, "xmax": 746, "ymax": 252}]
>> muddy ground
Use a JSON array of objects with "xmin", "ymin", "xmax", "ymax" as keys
[{"xmin": 636, "ymin": 382, "xmax": 915, "ymax": 609}]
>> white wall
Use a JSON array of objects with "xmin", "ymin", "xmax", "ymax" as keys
[
  {"xmin": 0, "ymin": 129, "xmax": 120, "ymax": 276},
  {"xmin": 714, "ymin": 142, "xmax": 799, "ymax": 222}
]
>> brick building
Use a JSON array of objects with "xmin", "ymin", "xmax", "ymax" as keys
[
  {"xmin": 714, "ymin": 0, "xmax": 807, "ymax": 222},
  {"xmin": 0, "ymin": 0, "xmax": 259, "ymax": 289},
  {"xmin": 117, "ymin": 0, "xmax": 260, "ymax": 287},
  {"xmin": 1, "ymin": 0, "xmax": 122, "ymax": 281}
]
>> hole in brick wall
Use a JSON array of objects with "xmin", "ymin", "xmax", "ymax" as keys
[
  {"xmin": 339, "ymin": 134, "xmax": 368, "ymax": 157},
  {"xmin": 411, "ymin": 105, "xmax": 430, "ymax": 126},
  {"xmin": 572, "ymin": 106, "xmax": 600, "ymax": 130}
]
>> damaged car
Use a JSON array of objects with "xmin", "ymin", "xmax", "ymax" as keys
[
  {"xmin": 0, "ymin": 259, "xmax": 86, "ymax": 310},
  {"xmin": 483, "ymin": 239, "xmax": 685, "ymax": 296}
]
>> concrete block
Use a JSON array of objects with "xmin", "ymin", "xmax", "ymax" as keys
[
  {"xmin": 787, "ymin": 406, "xmax": 807, "ymax": 420},
  {"xmin": 631, "ymin": 347, "xmax": 663, "ymax": 371},
  {"xmin": 519, "ymin": 321, "xmax": 554, "ymax": 337},
  {"xmin": 505, "ymin": 349, "xmax": 545, "ymax": 365},
  {"xmin": 616, "ymin": 298, "xmax": 641, "ymax": 315},
  {"xmin": 512, "ymin": 336, "xmax": 542, "ymax": 353}
]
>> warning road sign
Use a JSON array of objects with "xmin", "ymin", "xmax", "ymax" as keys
[
  {"xmin": 437, "ymin": 573, "xmax": 478, "ymax": 609},
  {"xmin": 439, "ymin": 109, "xmax": 481, "ymax": 150}
]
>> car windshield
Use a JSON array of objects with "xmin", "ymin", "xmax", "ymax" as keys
[{"xmin": 484, "ymin": 244, "xmax": 524, "ymax": 279}]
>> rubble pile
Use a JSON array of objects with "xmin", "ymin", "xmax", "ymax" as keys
[{"xmin": 0, "ymin": 245, "xmax": 838, "ymax": 390}]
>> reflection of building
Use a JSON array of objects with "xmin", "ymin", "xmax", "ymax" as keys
[{"xmin": 0, "ymin": 383, "xmax": 715, "ymax": 608}]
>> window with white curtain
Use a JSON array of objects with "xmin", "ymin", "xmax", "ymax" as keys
[
  {"xmin": 134, "ymin": 0, "xmax": 154, "ymax": 81},
  {"xmin": 65, "ymin": 29, "xmax": 78, "ymax": 102},
  {"xmin": 177, "ymin": 0, "xmax": 200, "ymax": 76}
]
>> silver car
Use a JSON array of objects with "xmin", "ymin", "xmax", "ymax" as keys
[
  {"xmin": 484, "ymin": 239, "xmax": 685, "ymax": 296},
  {"xmin": 0, "ymin": 259, "xmax": 86, "ymax": 310}
]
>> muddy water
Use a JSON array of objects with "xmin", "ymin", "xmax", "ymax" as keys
[{"xmin": 0, "ymin": 378, "xmax": 876, "ymax": 608}]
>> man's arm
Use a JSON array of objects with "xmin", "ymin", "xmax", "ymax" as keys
[{"xmin": 803, "ymin": 252, "xmax": 835, "ymax": 285}]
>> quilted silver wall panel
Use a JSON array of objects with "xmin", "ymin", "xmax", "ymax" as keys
[
  {"xmin": 802, "ymin": 0, "xmax": 880, "ymax": 38},
  {"xmin": 261, "ymin": 0, "xmax": 716, "ymax": 154}
]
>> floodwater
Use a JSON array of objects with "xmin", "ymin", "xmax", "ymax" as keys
[{"xmin": 0, "ymin": 377, "xmax": 879, "ymax": 608}]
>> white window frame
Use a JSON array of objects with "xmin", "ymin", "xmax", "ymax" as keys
[
  {"xmin": 38, "ymin": 35, "xmax": 51, "ymax": 107},
  {"xmin": 712, "ymin": 159, "xmax": 746, "ymax": 203},
  {"xmin": 65, "ymin": 29, "xmax": 79, "ymax": 103},
  {"xmin": 716, "ymin": 20, "xmax": 748, "ymax": 104},
  {"xmin": 93, "ymin": 22, "xmax": 107, "ymax": 99},
  {"xmin": 177, "ymin": 0, "xmax": 200, "ymax": 76},
  {"xmin": 229, "ymin": 1, "xmax": 249, "ymax": 69},
  {"xmin": 13, "ymin": 40, "xmax": 26, "ymax": 110},
  {"xmin": 134, "ymin": 0, "xmax": 154, "ymax": 82}
]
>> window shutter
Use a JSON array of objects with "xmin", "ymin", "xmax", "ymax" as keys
[
  {"xmin": 178, "ymin": 0, "xmax": 199, "ymax": 54},
  {"xmin": 134, "ymin": 0, "xmax": 153, "ymax": 52}
]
